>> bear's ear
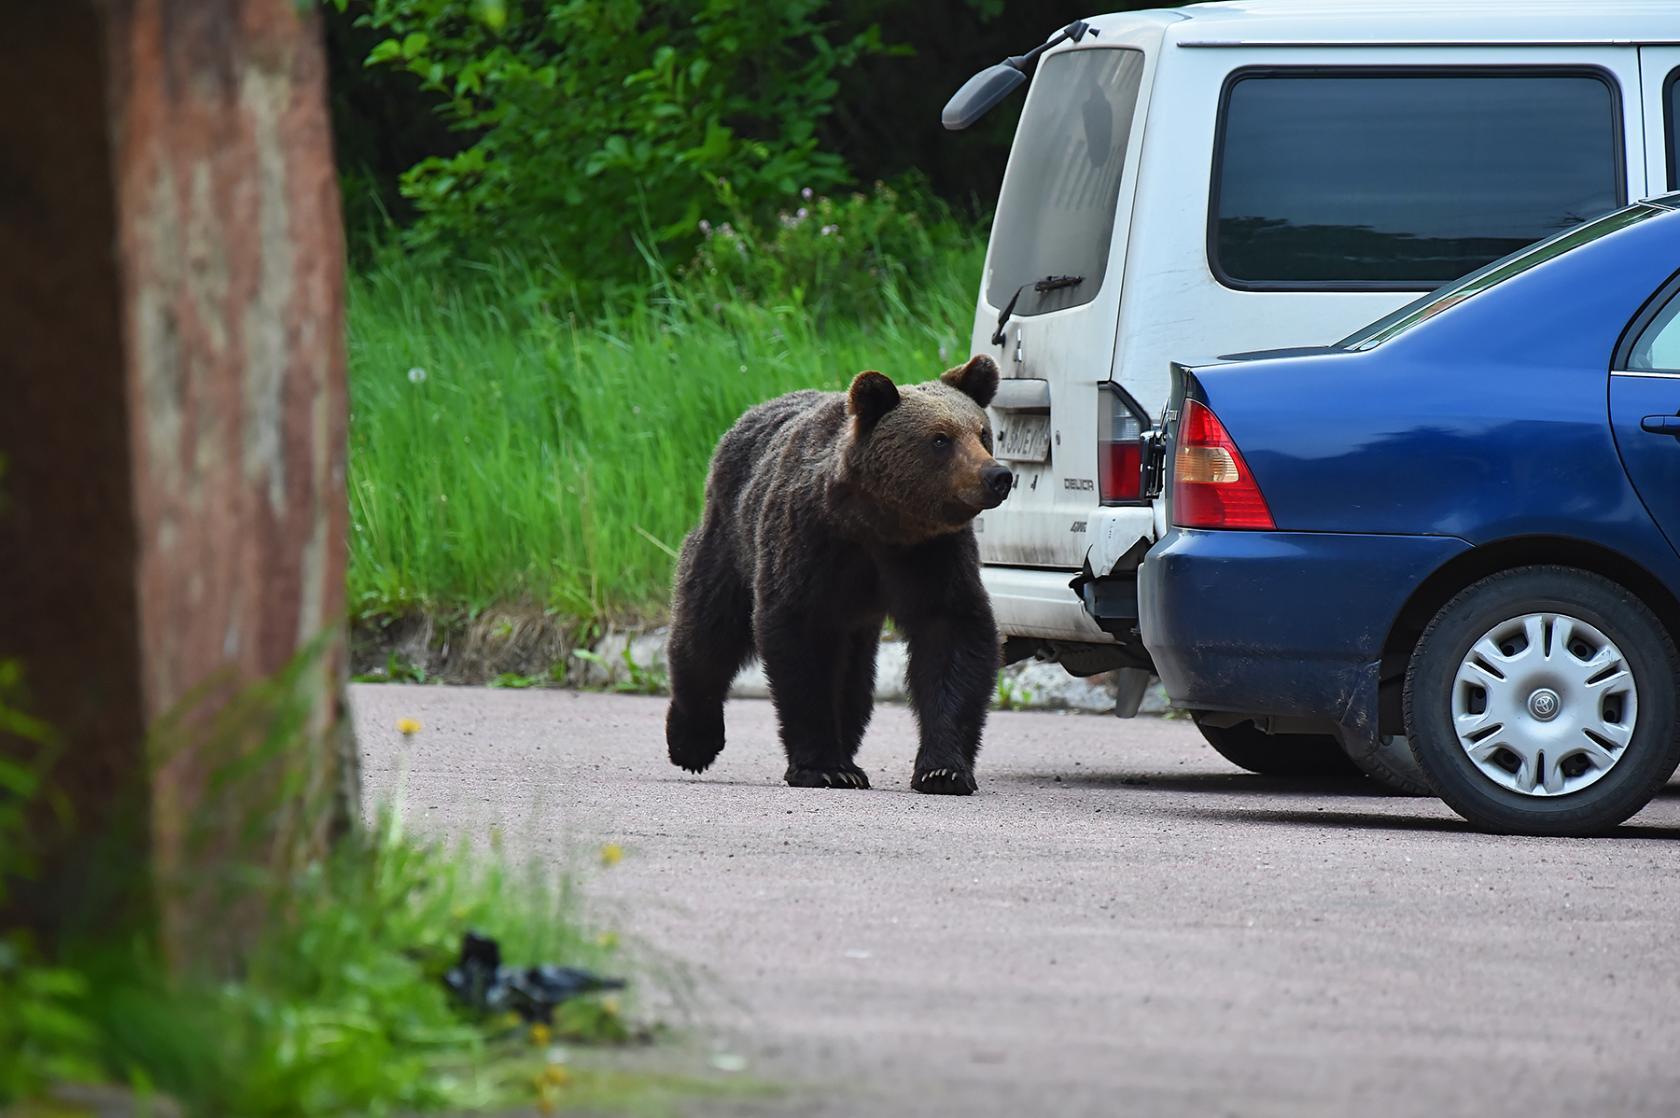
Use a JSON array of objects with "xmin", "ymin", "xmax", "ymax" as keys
[
  {"xmin": 847, "ymin": 370, "xmax": 900, "ymax": 431},
  {"xmin": 941, "ymin": 354, "xmax": 999, "ymax": 408}
]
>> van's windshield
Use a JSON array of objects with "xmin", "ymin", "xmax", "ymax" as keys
[
  {"xmin": 986, "ymin": 47, "xmax": 1145, "ymax": 317},
  {"xmin": 1338, "ymin": 204, "xmax": 1662, "ymax": 351}
]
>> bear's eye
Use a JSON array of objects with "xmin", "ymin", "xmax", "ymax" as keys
[{"xmin": 930, "ymin": 434, "xmax": 952, "ymax": 451}]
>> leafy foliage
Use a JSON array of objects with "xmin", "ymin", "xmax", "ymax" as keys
[
  {"xmin": 348, "ymin": 0, "xmax": 884, "ymax": 281},
  {"xmin": 323, "ymin": 0, "xmax": 1114, "ymax": 265},
  {"xmin": 0, "ymin": 663, "xmax": 100, "ymax": 1103},
  {"xmin": 0, "ymin": 662, "xmax": 61, "ymax": 905},
  {"xmin": 684, "ymin": 179, "xmax": 977, "ymax": 320}
]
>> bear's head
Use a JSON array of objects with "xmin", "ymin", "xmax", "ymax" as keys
[{"xmin": 837, "ymin": 355, "xmax": 1013, "ymax": 543}]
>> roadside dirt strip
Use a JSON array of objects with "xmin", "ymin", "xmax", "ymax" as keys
[{"xmin": 353, "ymin": 686, "xmax": 1680, "ymax": 1117}]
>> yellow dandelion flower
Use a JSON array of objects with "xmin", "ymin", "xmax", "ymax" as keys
[
  {"xmin": 600, "ymin": 994, "xmax": 622, "ymax": 1018},
  {"xmin": 596, "ymin": 931, "xmax": 619, "ymax": 951},
  {"xmin": 529, "ymin": 1023, "xmax": 552, "ymax": 1047},
  {"xmin": 542, "ymin": 1064, "xmax": 573, "ymax": 1088},
  {"xmin": 396, "ymin": 717, "xmax": 422, "ymax": 736},
  {"xmin": 600, "ymin": 842, "xmax": 624, "ymax": 867}
]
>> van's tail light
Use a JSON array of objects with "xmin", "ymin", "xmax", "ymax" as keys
[
  {"xmin": 1098, "ymin": 384, "xmax": 1147, "ymax": 504},
  {"xmin": 1171, "ymin": 399, "xmax": 1274, "ymax": 530}
]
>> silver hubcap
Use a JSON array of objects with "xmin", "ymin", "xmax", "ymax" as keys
[{"xmin": 1452, "ymin": 612, "xmax": 1638, "ymax": 797}]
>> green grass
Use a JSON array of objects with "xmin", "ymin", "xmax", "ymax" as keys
[
  {"xmin": 2, "ymin": 800, "xmax": 640, "ymax": 1115},
  {"xmin": 345, "ymin": 240, "xmax": 985, "ymax": 626}
]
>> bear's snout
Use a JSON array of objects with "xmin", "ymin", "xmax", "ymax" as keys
[{"xmin": 981, "ymin": 463, "xmax": 1014, "ymax": 507}]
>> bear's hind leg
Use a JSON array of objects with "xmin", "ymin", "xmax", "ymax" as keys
[
  {"xmin": 665, "ymin": 527, "xmax": 753, "ymax": 775},
  {"xmin": 758, "ymin": 611, "xmax": 870, "ymax": 789}
]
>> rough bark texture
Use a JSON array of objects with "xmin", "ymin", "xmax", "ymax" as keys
[{"xmin": 0, "ymin": 0, "xmax": 356, "ymax": 964}]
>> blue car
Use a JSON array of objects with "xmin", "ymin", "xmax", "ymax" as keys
[{"xmin": 1140, "ymin": 196, "xmax": 1680, "ymax": 836}]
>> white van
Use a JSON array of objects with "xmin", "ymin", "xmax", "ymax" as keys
[{"xmin": 945, "ymin": 0, "xmax": 1680, "ymax": 728}]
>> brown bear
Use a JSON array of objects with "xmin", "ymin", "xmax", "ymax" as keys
[{"xmin": 664, "ymin": 355, "xmax": 1012, "ymax": 795}]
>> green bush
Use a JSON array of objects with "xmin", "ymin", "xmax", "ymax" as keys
[
  {"xmin": 683, "ymin": 179, "xmax": 979, "ymax": 320},
  {"xmin": 347, "ymin": 0, "xmax": 884, "ymax": 283}
]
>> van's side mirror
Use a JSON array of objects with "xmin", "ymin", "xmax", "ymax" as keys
[
  {"xmin": 942, "ymin": 63, "xmax": 1027, "ymax": 131},
  {"xmin": 940, "ymin": 21, "xmax": 1093, "ymax": 132}
]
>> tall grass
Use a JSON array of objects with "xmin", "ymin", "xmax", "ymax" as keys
[{"xmin": 346, "ymin": 240, "xmax": 985, "ymax": 625}]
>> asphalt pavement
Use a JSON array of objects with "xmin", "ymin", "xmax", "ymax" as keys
[{"xmin": 351, "ymin": 685, "xmax": 1680, "ymax": 1117}]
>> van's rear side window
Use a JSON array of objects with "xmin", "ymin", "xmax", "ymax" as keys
[
  {"xmin": 1211, "ymin": 69, "xmax": 1623, "ymax": 290},
  {"xmin": 986, "ymin": 48, "xmax": 1145, "ymax": 316}
]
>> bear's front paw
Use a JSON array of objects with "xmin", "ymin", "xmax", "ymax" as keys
[
  {"xmin": 912, "ymin": 766, "xmax": 977, "ymax": 796},
  {"xmin": 784, "ymin": 764, "xmax": 871, "ymax": 790},
  {"xmin": 667, "ymin": 706, "xmax": 725, "ymax": 774}
]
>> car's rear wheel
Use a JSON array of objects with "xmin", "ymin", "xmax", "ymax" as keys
[
  {"xmin": 1194, "ymin": 718, "xmax": 1361, "ymax": 779},
  {"xmin": 1336, "ymin": 732, "xmax": 1433, "ymax": 796},
  {"xmin": 1404, "ymin": 567, "xmax": 1680, "ymax": 836}
]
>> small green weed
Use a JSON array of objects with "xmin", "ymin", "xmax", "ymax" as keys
[
  {"xmin": 490, "ymin": 671, "xmax": 543, "ymax": 689},
  {"xmin": 618, "ymin": 646, "xmax": 668, "ymax": 696},
  {"xmin": 353, "ymin": 651, "xmax": 428, "ymax": 685},
  {"xmin": 568, "ymin": 645, "xmax": 669, "ymax": 696},
  {"xmin": 995, "ymin": 671, "xmax": 1034, "ymax": 712}
]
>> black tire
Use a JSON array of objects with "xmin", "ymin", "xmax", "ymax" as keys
[
  {"xmin": 1195, "ymin": 718, "xmax": 1362, "ymax": 778},
  {"xmin": 1337, "ymin": 733, "xmax": 1433, "ymax": 796},
  {"xmin": 1404, "ymin": 566, "xmax": 1680, "ymax": 836}
]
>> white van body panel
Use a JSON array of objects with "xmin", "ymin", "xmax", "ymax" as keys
[
  {"xmin": 968, "ymin": 20, "xmax": 1172, "ymax": 571},
  {"xmin": 1151, "ymin": 0, "xmax": 1680, "ymax": 48},
  {"xmin": 973, "ymin": 0, "xmax": 1680, "ymax": 647},
  {"xmin": 1639, "ymin": 45, "xmax": 1680, "ymax": 195}
]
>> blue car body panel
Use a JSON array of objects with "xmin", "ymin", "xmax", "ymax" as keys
[
  {"xmin": 1141, "ymin": 529, "xmax": 1469, "ymax": 736},
  {"xmin": 1611, "ymin": 373, "xmax": 1680, "ymax": 559},
  {"xmin": 1141, "ymin": 203, "xmax": 1680, "ymax": 739}
]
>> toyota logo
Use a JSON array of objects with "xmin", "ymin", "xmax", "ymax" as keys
[{"xmin": 1527, "ymin": 688, "xmax": 1562, "ymax": 722}]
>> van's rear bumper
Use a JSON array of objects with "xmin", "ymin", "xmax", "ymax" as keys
[
  {"xmin": 980, "ymin": 565, "xmax": 1112, "ymax": 643},
  {"xmin": 980, "ymin": 504, "xmax": 1158, "ymax": 643}
]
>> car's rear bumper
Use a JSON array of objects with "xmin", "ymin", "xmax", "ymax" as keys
[{"xmin": 1140, "ymin": 528, "xmax": 1470, "ymax": 736}]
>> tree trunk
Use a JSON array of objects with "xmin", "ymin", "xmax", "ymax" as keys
[{"xmin": 0, "ymin": 0, "xmax": 356, "ymax": 969}]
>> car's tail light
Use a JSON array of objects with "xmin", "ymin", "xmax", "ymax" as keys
[
  {"xmin": 1171, "ymin": 399, "xmax": 1274, "ymax": 530},
  {"xmin": 1098, "ymin": 385, "xmax": 1147, "ymax": 504}
]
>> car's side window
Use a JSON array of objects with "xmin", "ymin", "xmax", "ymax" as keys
[
  {"xmin": 1626, "ymin": 287, "xmax": 1680, "ymax": 373},
  {"xmin": 1210, "ymin": 69, "xmax": 1624, "ymax": 291}
]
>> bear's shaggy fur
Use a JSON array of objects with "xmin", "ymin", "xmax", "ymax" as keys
[{"xmin": 664, "ymin": 355, "xmax": 1012, "ymax": 795}]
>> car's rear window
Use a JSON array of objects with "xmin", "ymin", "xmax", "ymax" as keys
[
  {"xmin": 1338, "ymin": 204, "xmax": 1661, "ymax": 351},
  {"xmin": 1212, "ymin": 70, "xmax": 1623, "ymax": 289},
  {"xmin": 985, "ymin": 47, "xmax": 1145, "ymax": 316}
]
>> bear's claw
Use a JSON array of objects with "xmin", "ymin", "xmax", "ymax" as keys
[
  {"xmin": 785, "ymin": 765, "xmax": 871, "ymax": 790},
  {"xmin": 912, "ymin": 767, "xmax": 978, "ymax": 796}
]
